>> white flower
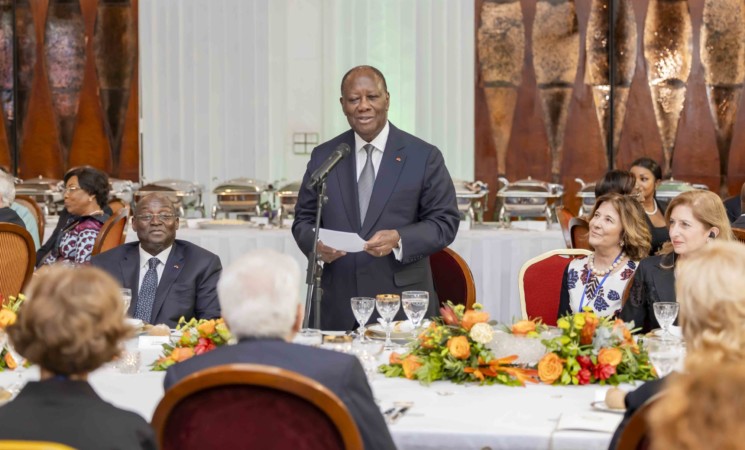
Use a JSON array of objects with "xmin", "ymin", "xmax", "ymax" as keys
[{"xmin": 470, "ymin": 322, "xmax": 494, "ymax": 344}]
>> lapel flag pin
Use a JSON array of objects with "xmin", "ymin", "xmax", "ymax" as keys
[
  {"xmin": 174, "ymin": 265, "xmax": 180, "ymax": 269},
  {"xmin": 395, "ymin": 156, "xmax": 402, "ymax": 162}
]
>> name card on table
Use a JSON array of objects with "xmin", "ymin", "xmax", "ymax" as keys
[{"xmin": 138, "ymin": 336, "xmax": 171, "ymax": 349}]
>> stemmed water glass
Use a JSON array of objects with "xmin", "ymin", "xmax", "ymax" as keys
[
  {"xmin": 402, "ymin": 291, "xmax": 429, "ymax": 330},
  {"xmin": 653, "ymin": 302, "xmax": 679, "ymax": 340},
  {"xmin": 351, "ymin": 297, "xmax": 375, "ymax": 341},
  {"xmin": 120, "ymin": 288, "xmax": 132, "ymax": 316},
  {"xmin": 644, "ymin": 336, "xmax": 685, "ymax": 378},
  {"xmin": 376, "ymin": 294, "xmax": 401, "ymax": 350}
]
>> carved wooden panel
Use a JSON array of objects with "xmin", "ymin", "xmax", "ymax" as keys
[{"xmin": 476, "ymin": 0, "xmax": 745, "ymax": 215}]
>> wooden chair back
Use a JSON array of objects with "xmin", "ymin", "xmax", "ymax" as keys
[
  {"xmin": 556, "ymin": 206, "xmax": 574, "ymax": 248},
  {"xmin": 519, "ymin": 248, "xmax": 592, "ymax": 325},
  {"xmin": 0, "ymin": 442, "xmax": 76, "ymax": 450},
  {"xmin": 732, "ymin": 227, "xmax": 745, "ymax": 244},
  {"xmin": 430, "ymin": 247, "xmax": 476, "ymax": 310},
  {"xmin": 0, "ymin": 223, "xmax": 35, "ymax": 299},
  {"xmin": 152, "ymin": 363, "xmax": 363, "ymax": 450},
  {"xmin": 91, "ymin": 207, "xmax": 129, "ymax": 256},
  {"xmin": 569, "ymin": 217, "xmax": 592, "ymax": 250},
  {"xmin": 616, "ymin": 394, "xmax": 663, "ymax": 450},
  {"xmin": 107, "ymin": 198, "xmax": 129, "ymax": 216},
  {"xmin": 13, "ymin": 195, "xmax": 44, "ymax": 240}
]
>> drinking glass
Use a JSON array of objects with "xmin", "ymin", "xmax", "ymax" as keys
[
  {"xmin": 645, "ymin": 337, "xmax": 685, "ymax": 378},
  {"xmin": 120, "ymin": 288, "xmax": 132, "ymax": 315},
  {"xmin": 653, "ymin": 302, "xmax": 679, "ymax": 339},
  {"xmin": 376, "ymin": 294, "xmax": 401, "ymax": 350},
  {"xmin": 402, "ymin": 291, "xmax": 429, "ymax": 330},
  {"xmin": 351, "ymin": 297, "xmax": 375, "ymax": 341}
]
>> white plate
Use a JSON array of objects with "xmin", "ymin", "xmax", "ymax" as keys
[
  {"xmin": 590, "ymin": 401, "xmax": 625, "ymax": 414},
  {"xmin": 322, "ymin": 330, "xmax": 347, "ymax": 337},
  {"xmin": 367, "ymin": 320, "xmax": 429, "ymax": 340},
  {"xmin": 126, "ymin": 318, "xmax": 144, "ymax": 328}
]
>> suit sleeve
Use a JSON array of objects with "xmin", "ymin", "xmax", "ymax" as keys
[
  {"xmin": 396, "ymin": 146, "xmax": 459, "ymax": 264},
  {"xmin": 292, "ymin": 150, "xmax": 323, "ymax": 256},
  {"xmin": 195, "ymin": 253, "xmax": 222, "ymax": 319},
  {"xmin": 558, "ymin": 266, "xmax": 571, "ymax": 319}
]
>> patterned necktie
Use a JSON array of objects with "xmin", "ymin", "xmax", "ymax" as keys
[
  {"xmin": 358, "ymin": 144, "xmax": 376, "ymax": 224},
  {"xmin": 135, "ymin": 257, "xmax": 160, "ymax": 323}
]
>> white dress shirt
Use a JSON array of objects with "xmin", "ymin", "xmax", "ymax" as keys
[{"xmin": 137, "ymin": 245, "xmax": 173, "ymax": 293}]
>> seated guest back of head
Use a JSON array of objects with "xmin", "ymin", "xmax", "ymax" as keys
[
  {"xmin": 0, "ymin": 169, "xmax": 25, "ymax": 228},
  {"xmin": 163, "ymin": 249, "xmax": 396, "ymax": 450},
  {"xmin": 594, "ymin": 169, "xmax": 639, "ymax": 198},
  {"xmin": 619, "ymin": 189, "xmax": 734, "ymax": 333},
  {"xmin": 91, "ymin": 193, "xmax": 221, "ymax": 328},
  {"xmin": 558, "ymin": 193, "xmax": 651, "ymax": 318},
  {"xmin": 609, "ymin": 241, "xmax": 745, "ymax": 450},
  {"xmin": 630, "ymin": 158, "xmax": 668, "ymax": 254},
  {"xmin": 0, "ymin": 266, "xmax": 157, "ymax": 449},
  {"xmin": 37, "ymin": 166, "xmax": 111, "ymax": 266}
]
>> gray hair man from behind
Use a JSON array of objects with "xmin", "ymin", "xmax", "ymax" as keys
[
  {"xmin": 218, "ymin": 248, "xmax": 303, "ymax": 340},
  {"xmin": 0, "ymin": 170, "xmax": 15, "ymax": 207}
]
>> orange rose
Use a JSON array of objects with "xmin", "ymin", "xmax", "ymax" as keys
[
  {"xmin": 580, "ymin": 313, "xmax": 599, "ymax": 345},
  {"xmin": 0, "ymin": 309, "xmax": 16, "ymax": 328},
  {"xmin": 447, "ymin": 336, "xmax": 471, "ymax": 359},
  {"xmin": 512, "ymin": 320, "xmax": 536, "ymax": 335},
  {"xmin": 3, "ymin": 352, "xmax": 16, "ymax": 370},
  {"xmin": 170, "ymin": 347, "xmax": 195, "ymax": 363},
  {"xmin": 402, "ymin": 355, "xmax": 423, "ymax": 379},
  {"xmin": 537, "ymin": 353, "xmax": 564, "ymax": 384},
  {"xmin": 598, "ymin": 348, "xmax": 623, "ymax": 367},
  {"xmin": 389, "ymin": 352, "xmax": 403, "ymax": 365},
  {"xmin": 197, "ymin": 320, "xmax": 216, "ymax": 336},
  {"xmin": 461, "ymin": 310, "xmax": 489, "ymax": 331}
]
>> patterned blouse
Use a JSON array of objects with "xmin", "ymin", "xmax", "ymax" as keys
[
  {"xmin": 41, "ymin": 215, "xmax": 106, "ymax": 266},
  {"xmin": 561, "ymin": 256, "xmax": 639, "ymax": 317}
]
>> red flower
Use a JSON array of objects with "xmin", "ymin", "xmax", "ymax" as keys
[
  {"xmin": 594, "ymin": 363, "xmax": 616, "ymax": 381},
  {"xmin": 576, "ymin": 355, "xmax": 594, "ymax": 370},
  {"xmin": 439, "ymin": 304, "xmax": 460, "ymax": 326},
  {"xmin": 577, "ymin": 368, "xmax": 592, "ymax": 385},
  {"xmin": 194, "ymin": 337, "xmax": 216, "ymax": 355}
]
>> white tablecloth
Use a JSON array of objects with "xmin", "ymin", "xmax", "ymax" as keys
[
  {"xmin": 45, "ymin": 221, "xmax": 564, "ymax": 324},
  {"xmin": 0, "ymin": 346, "xmax": 622, "ymax": 450}
]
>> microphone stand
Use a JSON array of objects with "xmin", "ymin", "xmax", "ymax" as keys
[{"xmin": 303, "ymin": 180, "xmax": 327, "ymax": 329}]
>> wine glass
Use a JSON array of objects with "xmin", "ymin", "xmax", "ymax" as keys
[
  {"xmin": 351, "ymin": 297, "xmax": 375, "ymax": 341},
  {"xmin": 653, "ymin": 302, "xmax": 679, "ymax": 339},
  {"xmin": 645, "ymin": 336, "xmax": 685, "ymax": 378},
  {"xmin": 402, "ymin": 291, "xmax": 429, "ymax": 330},
  {"xmin": 375, "ymin": 294, "xmax": 401, "ymax": 350},
  {"xmin": 120, "ymin": 288, "xmax": 132, "ymax": 315}
]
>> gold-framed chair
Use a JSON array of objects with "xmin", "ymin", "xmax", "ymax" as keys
[
  {"xmin": 556, "ymin": 206, "xmax": 574, "ymax": 248},
  {"xmin": 14, "ymin": 194, "xmax": 44, "ymax": 241},
  {"xmin": 0, "ymin": 442, "xmax": 76, "ymax": 450},
  {"xmin": 91, "ymin": 207, "xmax": 129, "ymax": 256},
  {"xmin": 151, "ymin": 363, "xmax": 363, "ymax": 450},
  {"xmin": 519, "ymin": 248, "xmax": 592, "ymax": 326},
  {"xmin": 732, "ymin": 227, "xmax": 745, "ymax": 244},
  {"xmin": 430, "ymin": 247, "xmax": 476, "ymax": 310},
  {"xmin": 615, "ymin": 394, "xmax": 663, "ymax": 450},
  {"xmin": 0, "ymin": 223, "xmax": 35, "ymax": 299}
]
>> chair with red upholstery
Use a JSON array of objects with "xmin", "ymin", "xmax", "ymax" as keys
[
  {"xmin": 556, "ymin": 206, "xmax": 574, "ymax": 248},
  {"xmin": 430, "ymin": 247, "xmax": 476, "ymax": 310},
  {"xmin": 151, "ymin": 363, "xmax": 363, "ymax": 450},
  {"xmin": 569, "ymin": 217, "xmax": 591, "ymax": 250},
  {"xmin": 519, "ymin": 248, "xmax": 591, "ymax": 325}
]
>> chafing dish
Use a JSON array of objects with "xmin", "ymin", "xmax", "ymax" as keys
[
  {"xmin": 15, "ymin": 176, "xmax": 63, "ymax": 215},
  {"xmin": 211, "ymin": 177, "xmax": 267, "ymax": 219},
  {"xmin": 575, "ymin": 178, "xmax": 597, "ymax": 217},
  {"xmin": 109, "ymin": 178, "xmax": 138, "ymax": 205},
  {"xmin": 275, "ymin": 181, "xmax": 301, "ymax": 226},
  {"xmin": 454, "ymin": 180, "xmax": 488, "ymax": 223},
  {"xmin": 655, "ymin": 178, "xmax": 708, "ymax": 201},
  {"xmin": 496, "ymin": 176, "xmax": 563, "ymax": 223},
  {"xmin": 135, "ymin": 179, "xmax": 205, "ymax": 217}
]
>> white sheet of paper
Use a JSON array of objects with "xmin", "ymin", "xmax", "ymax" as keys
[
  {"xmin": 319, "ymin": 228, "xmax": 366, "ymax": 253},
  {"xmin": 556, "ymin": 412, "xmax": 623, "ymax": 433}
]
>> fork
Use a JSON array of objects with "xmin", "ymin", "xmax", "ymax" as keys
[{"xmin": 386, "ymin": 401, "xmax": 414, "ymax": 424}]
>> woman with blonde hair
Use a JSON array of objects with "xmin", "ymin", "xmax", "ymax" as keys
[
  {"xmin": 558, "ymin": 193, "xmax": 651, "ymax": 318},
  {"xmin": 0, "ymin": 266, "xmax": 156, "ymax": 449},
  {"xmin": 620, "ymin": 189, "xmax": 734, "ymax": 333}
]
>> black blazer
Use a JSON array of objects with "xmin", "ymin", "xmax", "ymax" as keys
[
  {"xmin": 91, "ymin": 239, "xmax": 222, "ymax": 327},
  {"xmin": 619, "ymin": 253, "xmax": 676, "ymax": 333},
  {"xmin": 0, "ymin": 379, "xmax": 156, "ymax": 450},
  {"xmin": 645, "ymin": 199, "xmax": 669, "ymax": 255},
  {"xmin": 164, "ymin": 338, "xmax": 397, "ymax": 450}
]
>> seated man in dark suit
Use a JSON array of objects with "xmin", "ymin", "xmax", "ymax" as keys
[
  {"xmin": 91, "ymin": 193, "xmax": 221, "ymax": 327},
  {"xmin": 0, "ymin": 170, "xmax": 25, "ymax": 228},
  {"xmin": 163, "ymin": 249, "xmax": 396, "ymax": 450}
]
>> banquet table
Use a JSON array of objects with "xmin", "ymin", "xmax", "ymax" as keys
[{"xmin": 0, "ymin": 342, "xmax": 625, "ymax": 450}]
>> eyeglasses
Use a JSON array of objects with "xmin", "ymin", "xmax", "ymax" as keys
[
  {"xmin": 135, "ymin": 214, "xmax": 177, "ymax": 223},
  {"xmin": 63, "ymin": 185, "xmax": 83, "ymax": 194}
]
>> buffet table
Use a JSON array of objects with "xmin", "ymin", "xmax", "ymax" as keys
[{"xmin": 0, "ymin": 345, "xmax": 623, "ymax": 450}]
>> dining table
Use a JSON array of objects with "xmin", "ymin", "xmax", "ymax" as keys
[{"xmin": 0, "ymin": 338, "xmax": 628, "ymax": 450}]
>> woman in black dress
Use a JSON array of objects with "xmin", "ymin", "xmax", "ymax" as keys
[{"xmin": 630, "ymin": 158, "xmax": 668, "ymax": 255}]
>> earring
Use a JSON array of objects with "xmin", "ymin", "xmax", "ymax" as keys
[{"xmin": 619, "ymin": 240, "xmax": 625, "ymax": 248}]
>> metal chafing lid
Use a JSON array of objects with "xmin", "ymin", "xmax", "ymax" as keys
[
  {"xmin": 212, "ymin": 177, "xmax": 266, "ymax": 194},
  {"xmin": 139, "ymin": 179, "xmax": 201, "ymax": 197},
  {"xmin": 497, "ymin": 176, "xmax": 563, "ymax": 198},
  {"xmin": 17, "ymin": 175, "xmax": 62, "ymax": 192},
  {"xmin": 575, "ymin": 178, "xmax": 597, "ymax": 198},
  {"xmin": 454, "ymin": 180, "xmax": 489, "ymax": 199},
  {"xmin": 276, "ymin": 181, "xmax": 301, "ymax": 197}
]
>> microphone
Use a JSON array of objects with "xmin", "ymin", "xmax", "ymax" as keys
[{"xmin": 307, "ymin": 143, "xmax": 351, "ymax": 188}]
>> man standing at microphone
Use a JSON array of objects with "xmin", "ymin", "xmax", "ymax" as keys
[{"xmin": 293, "ymin": 65, "xmax": 459, "ymax": 331}]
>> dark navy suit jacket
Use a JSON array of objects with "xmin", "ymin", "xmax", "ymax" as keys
[
  {"xmin": 163, "ymin": 338, "xmax": 397, "ymax": 450},
  {"xmin": 91, "ymin": 239, "xmax": 221, "ymax": 327},
  {"xmin": 292, "ymin": 123, "xmax": 460, "ymax": 330}
]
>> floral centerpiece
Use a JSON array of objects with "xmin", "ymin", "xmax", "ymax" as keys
[
  {"xmin": 151, "ymin": 317, "xmax": 231, "ymax": 371},
  {"xmin": 379, "ymin": 302, "xmax": 537, "ymax": 386},
  {"xmin": 536, "ymin": 310, "xmax": 656, "ymax": 385},
  {"xmin": 0, "ymin": 293, "xmax": 25, "ymax": 371}
]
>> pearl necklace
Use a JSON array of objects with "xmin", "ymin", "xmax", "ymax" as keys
[
  {"xmin": 644, "ymin": 201, "xmax": 658, "ymax": 216},
  {"xmin": 588, "ymin": 252, "xmax": 625, "ymax": 277}
]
